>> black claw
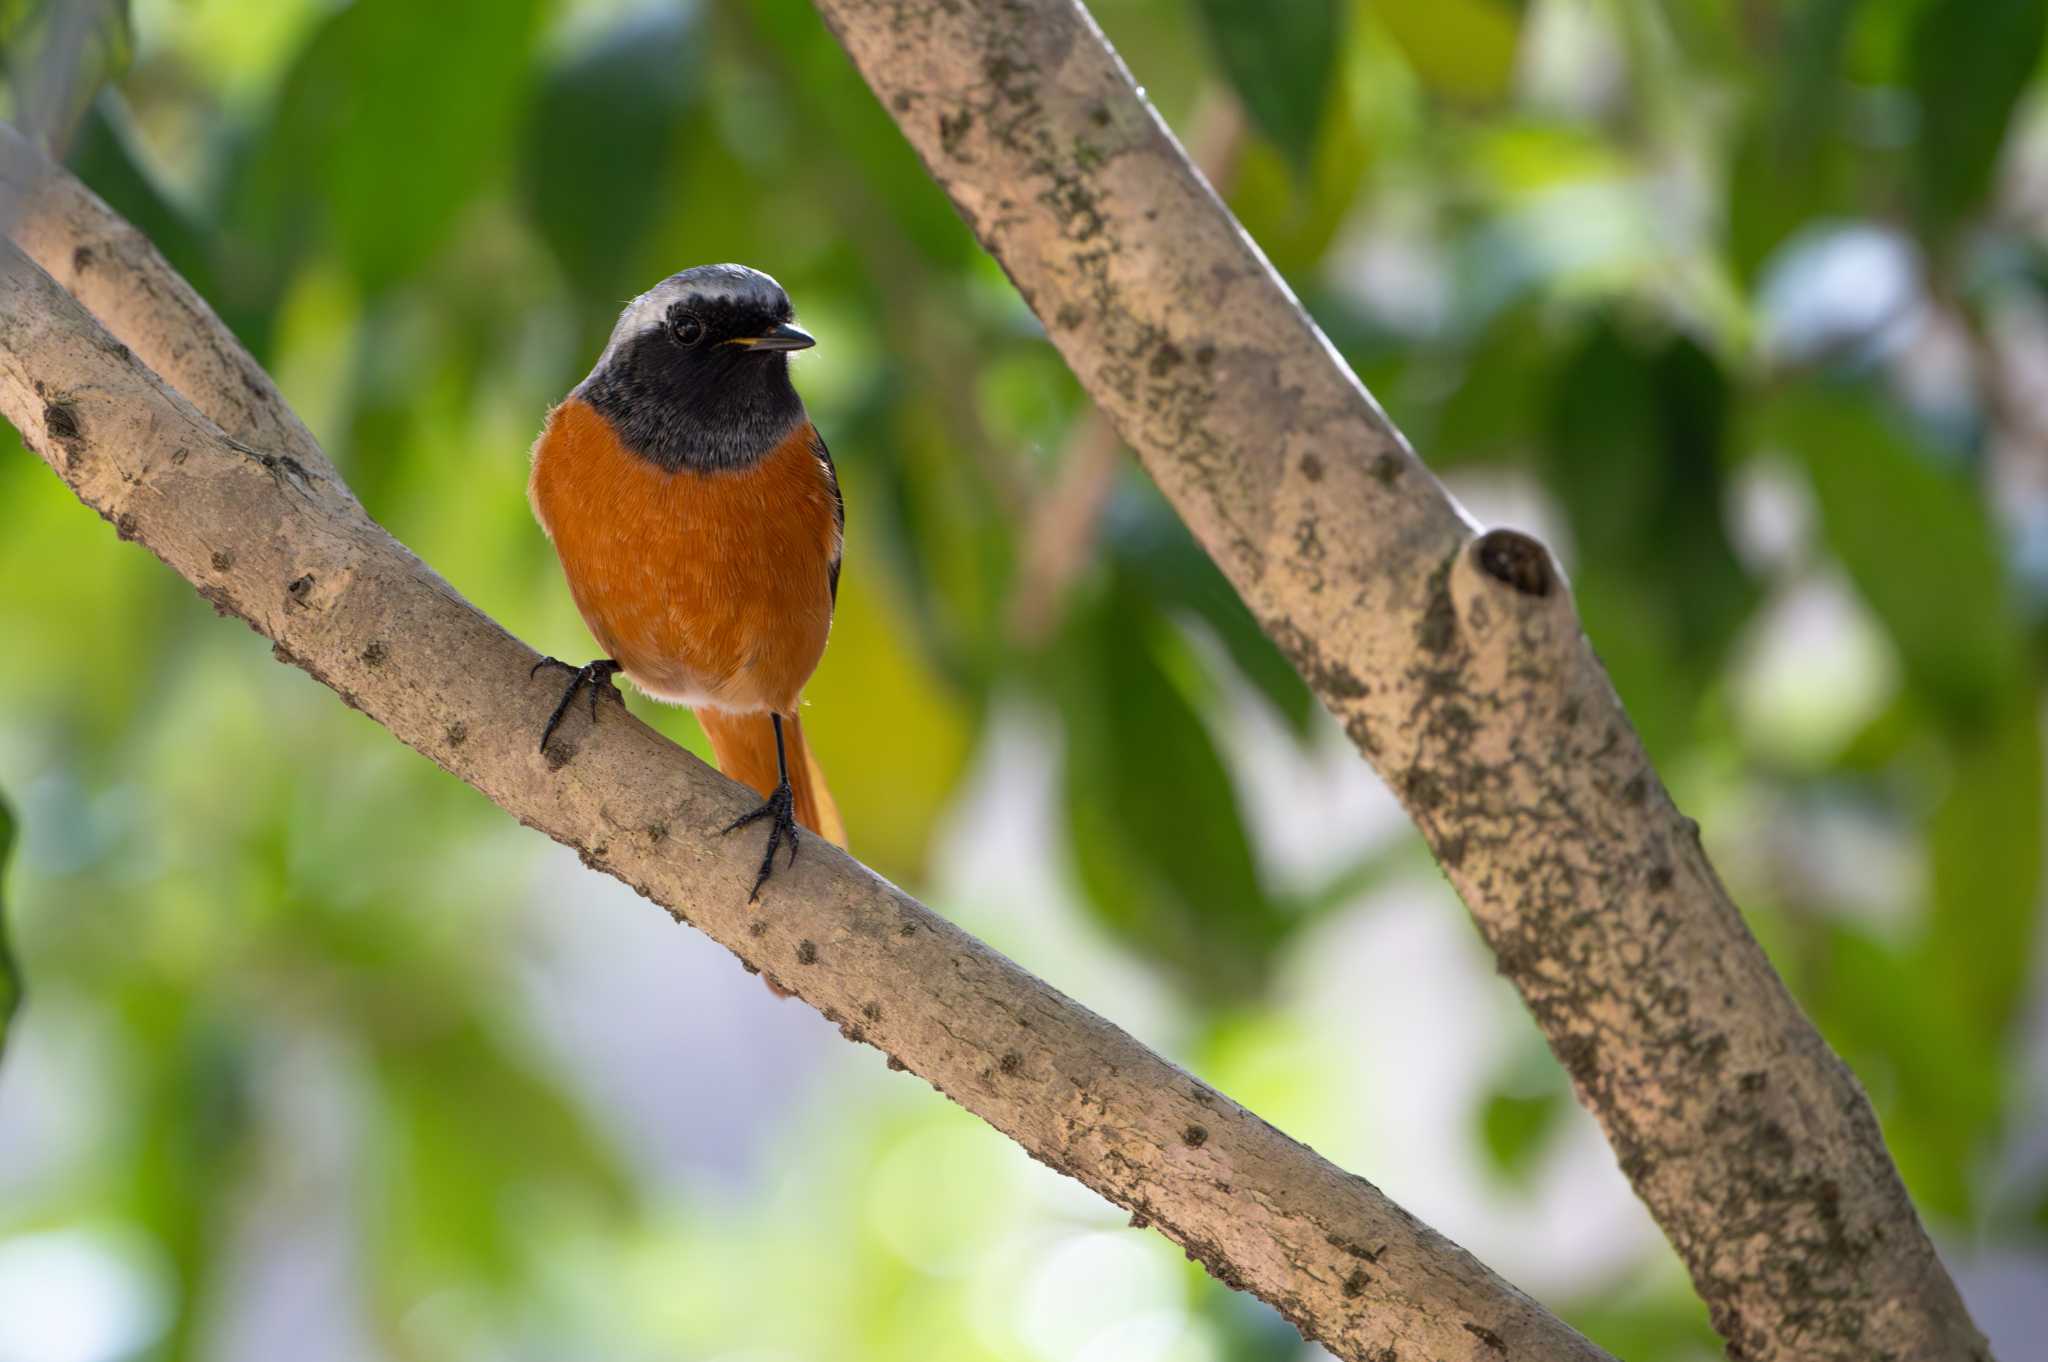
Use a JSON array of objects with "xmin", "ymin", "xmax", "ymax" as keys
[
  {"xmin": 534, "ymin": 657, "xmax": 622, "ymax": 752},
  {"xmin": 723, "ymin": 779, "xmax": 799, "ymax": 902}
]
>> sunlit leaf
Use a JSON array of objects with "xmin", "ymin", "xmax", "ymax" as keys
[
  {"xmin": 801, "ymin": 548, "xmax": 976, "ymax": 883},
  {"xmin": 0, "ymin": 0, "xmax": 34, "ymax": 43},
  {"xmin": 1907, "ymin": 0, "xmax": 2048, "ymax": 245},
  {"xmin": 1191, "ymin": 0, "xmax": 1340, "ymax": 170},
  {"xmin": 1761, "ymin": 384, "xmax": 2021, "ymax": 730},
  {"xmin": 1369, "ymin": 0, "xmax": 1520, "ymax": 105}
]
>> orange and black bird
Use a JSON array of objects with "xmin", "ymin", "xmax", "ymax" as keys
[{"xmin": 528, "ymin": 264, "xmax": 845, "ymax": 899}]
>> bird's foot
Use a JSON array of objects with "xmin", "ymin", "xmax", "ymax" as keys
[
  {"xmin": 532, "ymin": 657, "xmax": 622, "ymax": 751},
  {"xmin": 723, "ymin": 778, "xmax": 799, "ymax": 902}
]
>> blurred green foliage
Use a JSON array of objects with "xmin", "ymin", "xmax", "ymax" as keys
[
  {"xmin": 3, "ymin": 0, "xmax": 2048, "ymax": 1358},
  {"xmin": 0, "ymin": 0, "xmax": 128, "ymax": 147},
  {"xmin": 1191, "ymin": 0, "xmax": 1339, "ymax": 168},
  {"xmin": 0, "ymin": 794, "xmax": 17, "ymax": 1055}
]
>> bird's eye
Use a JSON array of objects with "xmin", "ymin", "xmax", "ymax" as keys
[{"xmin": 670, "ymin": 312, "xmax": 705, "ymax": 347}]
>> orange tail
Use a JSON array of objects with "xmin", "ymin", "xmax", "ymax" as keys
[{"xmin": 693, "ymin": 708, "xmax": 845, "ymax": 847}]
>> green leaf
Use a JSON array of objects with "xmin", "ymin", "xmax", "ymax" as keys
[
  {"xmin": 1927, "ymin": 697, "xmax": 2042, "ymax": 1048},
  {"xmin": 1431, "ymin": 305, "xmax": 1549, "ymax": 468},
  {"xmin": 524, "ymin": 7, "xmax": 702, "ymax": 304},
  {"xmin": 1286, "ymin": 838, "xmax": 1424, "ymax": 921},
  {"xmin": 232, "ymin": 0, "xmax": 547, "ymax": 290},
  {"xmin": 1760, "ymin": 387, "xmax": 2039, "ymax": 1221},
  {"xmin": 1907, "ymin": 0, "xmax": 2048, "ymax": 245},
  {"xmin": 1761, "ymin": 385, "xmax": 2022, "ymax": 730},
  {"xmin": 0, "ymin": 0, "xmax": 132, "ymax": 149},
  {"xmin": 1475, "ymin": 1038, "xmax": 1570, "ymax": 1187},
  {"xmin": 1478, "ymin": 1089, "xmax": 1564, "ymax": 1185},
  {"xmin": 1191, "ymin": 0, "xmax": 1341, "ymax": 170},
  {"xmin": 1546, "ymin": 319, "xmax": 1757, "ymax": 761},
  {"xmin": 1370, "ymin": 0, "xmax": 1521, "ymax": 105},
  {"xmin": 1227, "ymin": 50, "xmax": 1376, "ymax": 275},
  {"xmin": 1563, "ymin": 1266, "xmax": 1721, "ymax": 1362},
  {"xmin": 744, "ymin": 0, "xmax": 984, "ymax": 268},
  {"xmin": 0, "ymin": 0, "xmax": 32, "ymax": 43},
  {"xmin": 66, "ymin": 95, "xmax": 257, "ymax": 342},
  {"xmin": 1057, "ymin": 575, "xmax": 1291, "ymax": 1001},
  {"xmin": 0, "ymin": 791, "xmax": 17, "ymax": 1058},
  {"xmin": 800, "ymin": 552, "xmax": 976, "ymax": 884},
  {"xmin": 372, "ymin": 1016, "xmax": 632, "ymax": 1299},
  {"xmin": 1807, "ymin": 923, "xmax": 2005, "ymax": 1219},
  {"xmin": 0, "ymin": 0, "xmax": 128, "ymax": 54},
  {"xmin": 1724, "ymin": 0, "xmax": 1859, "ymax": 282},
  {"xmin": 122, "ymin": 995, "xmax": 257, "ymax": 1356},
  {"xmin": 1112, "ymin": 502, "xmax": 1318, "ymax": 740}
]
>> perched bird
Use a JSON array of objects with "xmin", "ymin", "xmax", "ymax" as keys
[{"xmin": 528, "ymin": 264, "xmax": 845, "ymax": 899}]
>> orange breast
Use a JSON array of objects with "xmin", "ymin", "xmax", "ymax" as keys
[{"xmin": 528, "ymin": 397, "xmax": 840, "ymax": 713}]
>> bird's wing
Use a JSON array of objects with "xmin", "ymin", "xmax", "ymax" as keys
[{"xmin": 810, "ymin": 424, "xmax": 844, "ymax": 607}]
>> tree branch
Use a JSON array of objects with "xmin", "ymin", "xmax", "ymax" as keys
[
  {"xmin": 0, "ymin": 143, "xmax": 1610, "ymax": 1362},
  {"xmin": 804, "ymin": 3, "xmax": 1993, "ymax": 1359},
  {"xmin": 1008, "ymin": 88, "xmax": 1245, "ymax": 646}
]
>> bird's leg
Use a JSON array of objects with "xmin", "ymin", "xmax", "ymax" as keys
[
  {"xmin": 722, "ymin": 712, "xmax": 800, "ymax": 902},
  {"xmin": 531, "ymin": 657, "xmax": 623, "ymax": 751}
]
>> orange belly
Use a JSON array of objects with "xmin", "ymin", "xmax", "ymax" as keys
[{"xmin": 528, "ymin": 397, "xmax": 839, "ymax": 713}]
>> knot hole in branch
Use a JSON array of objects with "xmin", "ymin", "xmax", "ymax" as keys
[{"xmin": 1474, "ymin": 529, "xmax": 1554, "ymax": 598}]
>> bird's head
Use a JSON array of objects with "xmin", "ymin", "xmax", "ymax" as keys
[{"xmin": 579, "ymin": 264, "xmax": 815, "ymax": 472}]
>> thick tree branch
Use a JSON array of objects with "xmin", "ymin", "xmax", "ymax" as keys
[
  {"xmin": 0, "ymin": 147, "xmax": 1609, "ymax": 1361},
  {"xmin": 805, "ymin": 3, "xmax": 1993, "ymax": 1359}
]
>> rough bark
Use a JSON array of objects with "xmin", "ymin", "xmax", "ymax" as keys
[
  {"xmin": 804, "ymin": 3, "xmax": 1994, "ymax": 1359},
  {"xmin": 0, "ymin": 146, "xmax": 1613, "ymax": 1361}
]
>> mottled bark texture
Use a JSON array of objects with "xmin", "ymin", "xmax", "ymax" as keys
[
  {"xmin": 0, "ymin": 144, "xmax": 1614, "ymax": 1362},
  {"xmin": 805, "ymin": 3, "xmax": 1993, "ymax": 1360}
]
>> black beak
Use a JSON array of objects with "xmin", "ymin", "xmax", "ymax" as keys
[{"xmin": 729, "ymin": 322, "xmax": 815, "ymax": 352}]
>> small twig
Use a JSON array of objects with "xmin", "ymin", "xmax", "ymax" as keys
[{"xmin": 1006, "ymin": 405, "xmax": 1122, "ymax": 642}]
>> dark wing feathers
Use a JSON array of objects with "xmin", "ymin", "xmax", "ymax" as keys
[{"xmin": 811, "ymin": 426, "xmax": 844, "ymax": 606}]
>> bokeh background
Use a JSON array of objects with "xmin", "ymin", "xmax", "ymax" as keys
[{"xmin": 3, "ymin": 0, "xmax": 2048, "ymax": 1357}]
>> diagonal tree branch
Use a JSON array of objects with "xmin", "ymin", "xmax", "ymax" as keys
[
  {"xmin": 804, "ymin": 2, "xmax": 1993, "ymax": 1359},
  {"xmin": 0, "ymin": 141, "xmax": 1610, "ymax": 1362}
]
